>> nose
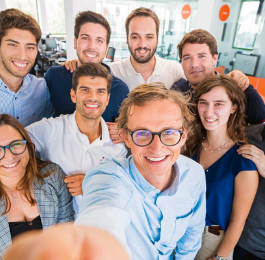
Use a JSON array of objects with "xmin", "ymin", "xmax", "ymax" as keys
[
  {"xmin": 149, "ymin": 135, "xmax": 164, "ymax": 152},
  {"xmin": 87, "ymin": 38, "xmax": 96, "ymax": 49},
  {"xmin": 191, "ymin": 57, "xmax": 199, "ymax": 68},
  {"xmin": 205, "ymin": 104, "xmax": 214, "ymax": 116},
  {"xmin": 138, "ymin": 37, "xmax": 147, "ymax": 48}
]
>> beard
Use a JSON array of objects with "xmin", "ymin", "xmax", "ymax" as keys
[
  {"xmin": 128, "ymin": 46, "xmax": 157, "ymax": 64},
  {"xmin": 0, "ymin": 54, "xmax": 33, "ymax": 78}
]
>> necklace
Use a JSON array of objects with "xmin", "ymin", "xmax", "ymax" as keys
[{"xmin": 201, "ymin": 138, "xmax": 230, "ymax": 152}]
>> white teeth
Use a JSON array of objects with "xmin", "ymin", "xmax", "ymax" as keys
[
  {"xmin": 13, "ymin": 62, "xmax": 26, "ymax": 68},
  {"xmin": 206, "ymin": 119, "xmax": 217, "ymax": 122},
  {"xmin": 85, "ymin": 104, "xmax": 99, "ymax": 108},
  {"xmin": 146, "ymin": 156, "xmax": 166, "ymax": 162},
  {"xmin": 139, "ymin": 50, "xmax": 147, "ymax": 53},
  {"xmin": 85, "ymin": 53, "xmax": 96, "ymax": 58},
  {"xmin": 3, "ymin": 161, "xmax": 19, "ymax": 168}
]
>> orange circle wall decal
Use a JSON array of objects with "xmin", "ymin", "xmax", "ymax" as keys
[
  {"xmin": 219, "ymin": 5, "xmax": 230, "ymax": 21},
  {"xmin": 182, "ymin": 5, "xmax": 191, "ymax": 20}
]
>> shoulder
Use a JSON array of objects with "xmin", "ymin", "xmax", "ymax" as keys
[
  {"xmin": 40, "ymin": 163, "xmax": 65, "ymax": 188},
  {"xmin": 44, "ymin": 66, "xmax": 72, "ymax": 81},
  {"xmin": 177, "ymin": 155, "xmax": 205, "ymax": 183},
  {"xmin": 171, "ymin": 78, "xmax": 190, "ymax": 92},
  {"xmin": 85, "ymin": 157, "xmax": 133, "ymax": 187},
  {"xmin": 157, "ymin": 56, "xmax": 182, "ymax": 68},
  {"xmin": 230, "ymin": 145, "xmax": 257, "ymax": 172},
  {"xmin": 110, "ymin": 75, "xmax": 129, "ymax": 92},
  {"xmin": 27, "ymin": 74, "xmax": 47, "ymax": 89},
  {"xmin": 109, "ymin": 59, "xmax": 127, "ymax": 72}
]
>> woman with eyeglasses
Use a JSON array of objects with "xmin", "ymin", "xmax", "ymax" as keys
[
  {"xmin": 0, "ymin": 114, "xmax": 74, "ymax": 258},
  {"xmin": 184, "ymin": 75, "xmax": 259, "ymax": 260}
]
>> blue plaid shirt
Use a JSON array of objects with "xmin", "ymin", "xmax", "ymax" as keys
[{"xmin": 0, "ymin": 74, "xmax": 54, "ymax": 126}]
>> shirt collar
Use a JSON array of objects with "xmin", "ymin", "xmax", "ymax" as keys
[
  {"xmin": 125, "ymin": 55, "xmax": 163, "ymax": 77},
  {"xmin": 69, "ymin": 111, "xmax": 112, "ymax": 144},
  {"xmin": 0, "ymin": 74, "xmax": 31, "ymax": 93},
  {"xmin": 129, "ymin": 157, "xmax": 180, "ymax": 197}
]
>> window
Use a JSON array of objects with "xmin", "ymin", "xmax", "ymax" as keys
[
  {"xmin": 5, "ymin": 0, "xmax": 39, "ymax": 22},
  {"xmin": 233, "ymin": 0, "xmax": 263, "ymax": 50},
  {"xmin": 44, "ymin": 0, "xmax": 66, "ymax": 34}
]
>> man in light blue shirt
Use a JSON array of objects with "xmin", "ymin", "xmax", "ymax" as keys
[
  {"xmin": 76, "ymin": 82, "xmax": 206, "ymax": 259},
  {"xmin": 0, "ymin": 9, "xmax": 53, "ymax": 126}
]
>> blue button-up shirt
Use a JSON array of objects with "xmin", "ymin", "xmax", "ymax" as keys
[
  {"xmin": 76, "ymin": 155, "xmax": 206, "ymax": 260},
  {"xmin": 0, "ymin": 74, "xmax": 54, "ymax": 126}
]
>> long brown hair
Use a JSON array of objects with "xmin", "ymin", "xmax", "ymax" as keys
[
  {"xmin": 0, "ymin": 114, "xmax": 50, "ymax": 215},
  {"xmin": 185, "ymin": 75, "xmax": 247, "ymax": 157}
]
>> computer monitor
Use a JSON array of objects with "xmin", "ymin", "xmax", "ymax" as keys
[
  {"xmin": 233, "ymin": 53, "xmax": 260, "ymax": 76},
  {"xmin": 45, "ymin": 38, "xmax": 57, "ymax": 50}
]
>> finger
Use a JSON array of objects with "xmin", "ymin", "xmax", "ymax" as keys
[
  {"xmin": 70, "ymin": 191, "xmax": 83, "ymax": 196},
  {"xmin": 66, "ymin": 182, "xmax": 82, "ymax": 188},
  {"xmin": 68, "ymin": 187, "xmax": 82, "ymax": 193},
  {"xmin": 241, "ymin": 153, "xmax": 260, "ymax": 165}
]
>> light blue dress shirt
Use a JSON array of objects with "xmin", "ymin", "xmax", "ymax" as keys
[
  {"xmin": 76, "ymin": 155, "xmax": 206, "ymax": 260},
  {"xmin": 0, "ymin": 74, "xmax": 53, "ymax": 126}
]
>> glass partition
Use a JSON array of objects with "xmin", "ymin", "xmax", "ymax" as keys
[{"xmin": 96, "ymin": 0, "xmax": 198, "ymax": 61}]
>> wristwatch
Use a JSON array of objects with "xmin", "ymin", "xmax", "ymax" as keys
[{"xmin": 215, "ymin": 254, "xmax": 228, "ymax": 260}]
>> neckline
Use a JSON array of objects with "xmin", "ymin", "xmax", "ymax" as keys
[{"xmin": 200, "ymin": 144, "xmax": 238, "ymax": 171}]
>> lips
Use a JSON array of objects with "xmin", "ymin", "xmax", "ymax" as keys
[
  {"xmin": 84, "ymin": 51, "xmax": 98, "ymax": 59},
  {"xmin": 12, "ymin": 61, "xmax": 28, "ymax": 69},
  {"xmin": 205, "ymin": 118, "xmax": 217, "ymax": 123},
  {"xmin": 1, "ymin": 160, "xmax": 20, "ymax": 168},
  {"xmin": 135, "ymin": 48, "xmax": 150, "ymax": 55},
  {"xmin": 190, "ymin": 70, "xmax": 203, "ymax": 74}
]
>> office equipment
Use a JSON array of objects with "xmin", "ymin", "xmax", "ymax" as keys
[
  {"xmin": 232, "ymin": 52, "xmax": 260, "ymax": 76},
  {"xmin": 45, "ymin": 38, "xmax": 57, "ymax": 50}
]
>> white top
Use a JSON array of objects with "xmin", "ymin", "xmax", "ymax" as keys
[
  {"xmin": 26, "ymin": 113, "xmax": 127, "ymax": 212},
  {"xmin": 109, "ymin": 56, "xmax": 186, "ymax": 91}
]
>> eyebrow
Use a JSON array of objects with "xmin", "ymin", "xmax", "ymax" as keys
[
  {"xmin": 131, "ymin": 33, "xmax": 155, "ymax": 37},
  {"xmin": 182, "ymin": 52, "xmax": 208, "ymax": 58},
  {"xmin": 80, "ymin": 33, "xmax": 105, "ymax": 41},
  {"xmin": 79, "ymin": 86, "xmax": 107, "ymax": 91},
  {"xmin": 199, "ymin": 98, "xmax": 227, "ymax": 103},
  {"xmin": 5, "ymin": 39, "xmax": 37, "ymax": 46}
]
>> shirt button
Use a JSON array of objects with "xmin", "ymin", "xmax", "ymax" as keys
[
  {"xmin": 15, "ymin": 97, "xmax": 17, "ymax": 99},
  {"xmin": 206, "ymin": 170, "xmax": 209, "ymax": 172},
  {"xmin": 163, "ymin": 222, "xmax": 166, "ymax": 226},
  {"xmin": 17, "ymin": 116, "xmax": 19, "ymax": 119}
]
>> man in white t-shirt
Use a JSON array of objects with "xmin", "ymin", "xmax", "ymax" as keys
[
  {"xmin": 109, "ymin": 7, "xmax": 185, "ymax": 91},
  {"xmin": 26, "ymin": 63, "xmax": 127, "ymax": 215}
]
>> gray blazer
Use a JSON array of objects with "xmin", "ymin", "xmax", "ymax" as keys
[{"xmin": 0, "ymin": 163, "xmax": 74, "ymax": 258}]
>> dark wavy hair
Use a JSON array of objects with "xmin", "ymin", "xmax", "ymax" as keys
[
  {"xmin": 0, "ymin": 8, "xmax": 41, "ymax": 44},
  {"xmin": 0, "ymin": 114, "xmax": 51, "ymax": 215},
  {"xmin": 184, "ymin": 75, "xmax": 247, "ymax": 157}
]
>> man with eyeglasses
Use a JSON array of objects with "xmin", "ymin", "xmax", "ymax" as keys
[{"xmin": 75, "ymin": 83, "xmax": 206, "ymax": 260}]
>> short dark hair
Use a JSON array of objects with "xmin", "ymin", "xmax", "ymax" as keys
[
  {"xmin": 125, "ymin": 7, "xmax": 160, "ymax": 39},
  {"xmin": 178, "ymin": 29, "xmax": 218, "ymax": 60},
  {"xmin": 0, "ymin": 8, "xmax": 41, "ymax": 44},
  {"xmin": 74, "ymin": 11, "xmax": 111, "ymax": 44},
  {"xmin": 72, "ymin": 63, "xmax": 112, "ymax": 93}
]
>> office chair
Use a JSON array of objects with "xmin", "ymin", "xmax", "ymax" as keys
[{"xmin": 106, "ymin": 47, "xmax": 116, "ymax": 62}]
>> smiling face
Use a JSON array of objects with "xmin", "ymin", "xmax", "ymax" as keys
[
  {"xmin": 124, "ymin": 99, "xmax": 187, "ymax": 190},
  {"xmin": 0, "ymin": 28, "xmax": 37, "ymax": 79},
  {"xmin": 74, "ymin": 22, "xmax": 108, "ymax": 65},
  {"xmin": 127, "ymin": 16, "xmax": 158, "ymax": 64},
  {"xmin": 198, "ymin": 86, "xmax": 237, "ymax": 134},
  {"xmin": 71, "ymin": 76, "xmax": 110, "ymax": 121},
  {"xmin": 0, "ymin": 125, "xmax": 29, "ymax": 182},
  {"xmin": 181, "ymin": 43, "xmax": 217, "ymax": 89}
]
